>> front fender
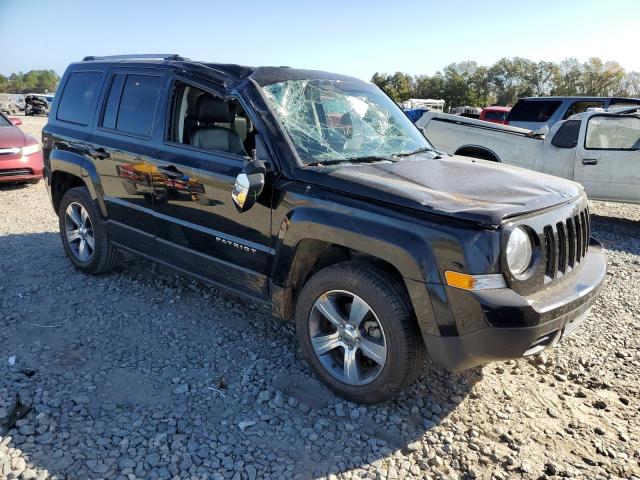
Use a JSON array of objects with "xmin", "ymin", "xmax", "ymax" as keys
[
  {"xmin": 271, "ymin": 204, "xmax": 443, "ymax": 336},
  {"xmin": 273, "ymin": 205, "xmax": 436, "ymax": 284}
]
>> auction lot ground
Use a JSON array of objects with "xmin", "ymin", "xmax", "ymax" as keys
[{"xmin": 1, "ymin": 115, "xmax": 639, "ymax": 479}]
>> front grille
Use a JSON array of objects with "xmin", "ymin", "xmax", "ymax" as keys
[
  {"xmin": 503, "ymin": 196, "xmax": 592, "ymax": 295},
  {"xmin": 542, "ymin": 206, "xmax": 590, "ymax": 283},
  {"xmin": 0, "ymin": 168, "xmax": 32, "ymax": 177}
]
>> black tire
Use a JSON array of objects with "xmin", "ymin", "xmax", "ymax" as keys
[
  {"xmin": 58, "ymin": 186, "xmax": 121, "ymax": 274},
  {"xmin": 295, "ymin": 262, "xmax": 424, "ymax": 404}
]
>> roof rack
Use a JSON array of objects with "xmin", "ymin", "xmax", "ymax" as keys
[{"xmin": 82, "ymin": 54, "xmax": 188, "ymax": 62}]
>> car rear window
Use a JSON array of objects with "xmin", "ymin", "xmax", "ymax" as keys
[
  {"xmin": 507, "ymin": 100, "xmax": 562, "ymax": 123},
  {"xmin": 483, "ymin": 110, "xmax": 508, "ymax": 121},
  {"xmin": 56, "ymin": 71, "xmax": 103, "ymax": 125},
  {"xmin": 101, "ymin": 74, "xmax": 162, "ymax": 137}
]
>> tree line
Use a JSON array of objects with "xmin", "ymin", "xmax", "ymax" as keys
[
  {"xmin": 371, "ymin": 57, "xmax": 640, "ymax": 108},
  {"xmin": 0, "ymin": 70, "xmax": 60, "ymax": 94}
]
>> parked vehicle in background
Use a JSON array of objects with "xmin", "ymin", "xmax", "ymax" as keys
[
  {"xmin": 418, "ymin": 107, "xmax": 640, "ymax": 204},
  {"xmin": 404, "ymin": 107, "xmax": 429, "ymax": 122},
  {"xmin": 505, "ymin": 96, "xmax": 640, "ymax": 130},
  {"xmin": 479, "ymin": 106, "xmax": 510, "ymax": 124},
  {"xmin": 24, "ymin": 95, "xmax": 51, "ymax": 116},
  {"xmin": 450, "ymin": 106, "xmax": 481, "ymax": 119},
  {"xmin": 43, "ymin": 54, "xmax": 605, "ymax": 403},
  {"xmin": 0, "ymin": 111, "xmax": 43, "ymax": 183},
  {"xmin": 403, "ymin": 98, "xmax": 445, "ymax": 112},
  {"xmin": 0, "ymin": 94, "xmax": 21, "ymax": 115}
]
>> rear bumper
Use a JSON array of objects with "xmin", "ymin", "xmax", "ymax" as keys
[
  {"xmin": 424, "ymin": 238, "xmax": 606, "ymax": 371},
  {"xmin": 0, "ymin": 151, "xmax": 43, "ymax": 182}
]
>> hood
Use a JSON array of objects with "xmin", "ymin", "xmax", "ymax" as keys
[
  {"xmin": 307, "ymin": 154, "xmax": 583, "ymax": 226},
  {"xmin": 0, "ymin": 125, "xmax": 28, "ymax": 149}
]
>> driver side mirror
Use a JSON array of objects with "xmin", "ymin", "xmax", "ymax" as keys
[
  {"xmin": 10, "ymin": 117, "xmax": 22, "ymax": 126},
  {"xmin": 232, "ymin": 155, "xmax": 266, "ymax": 212}
]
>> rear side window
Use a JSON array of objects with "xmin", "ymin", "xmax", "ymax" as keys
[
  {"xmin": 56, "ymin": 71, "xmax": 102, "ymax": 125},
  {"xmin": 551, "ymin": 120, "xmax": 581, "ymax": 149},
  {"xmin": 101, "ymin": 74, "xmax": 162, "ymax": 137},
  {"xmin": 507, "ymin": 100, "xmax": 562, "ymax": 123}
]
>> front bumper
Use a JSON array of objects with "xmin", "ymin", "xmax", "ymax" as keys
[
  {"xmin": 0, "ymin": 151, "xmax": 43, "ymax": 183},
  {"xmin": 424, "ymin": 238, "xmax": 606, "ymax": 371}
]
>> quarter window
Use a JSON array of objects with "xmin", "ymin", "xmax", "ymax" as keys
[
  {"xmin": 585, "ymin": 115, "xmax": 640, "ymax": 150},
  {"xmin": 56, "ymin": 71, "xmax": 102, "ymax": 125}
]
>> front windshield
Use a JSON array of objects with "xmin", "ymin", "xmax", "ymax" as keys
[
  {"xmin": 261, "ymin": 79, "xmax": 433, "ymax": 165},
  {"xmin": 0, "ymin": 114, "xmax": 10, "ymax": 127}
]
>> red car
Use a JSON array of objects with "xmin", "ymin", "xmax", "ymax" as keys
[
  {"xmin": 479, "ymin": 106, "xmax": 511, "ymax": 125},
  {"xmin": 0, "ymin": 113, "xmax": 43, "ymax": 183}
]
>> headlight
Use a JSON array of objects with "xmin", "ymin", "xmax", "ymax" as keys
[
  {"xmin": 506, "ymin": 227, "xmax": 533, "ymax": 275},
  {"xmin": 21, "ymin": 144, "xmax": 41, "ymax": 156}
]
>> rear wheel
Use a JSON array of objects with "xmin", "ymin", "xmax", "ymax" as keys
[
  {"xmin": 58, "ymin": 187, "xmax": 121, "ymax": 274},
  {"xmin": 295, "ymin": 262, "xmax": 424, "ymax": 403}
]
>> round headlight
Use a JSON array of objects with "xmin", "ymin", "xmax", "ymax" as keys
[{"xmin": 506, "ymin": 227, "xmax": 533, "ymax": 275}]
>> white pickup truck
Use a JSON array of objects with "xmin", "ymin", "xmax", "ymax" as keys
[{"xmin": 417, "ymin": 108, "xmax": 640, "ymax": 204}]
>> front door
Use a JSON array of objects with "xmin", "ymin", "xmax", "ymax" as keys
[
  {"xmin": 150, "ymin": 78, "xmax": 273, "ymax": 299},
  {"xmin": 574, "ymin": 113, "xmax": 640, "ymax": 203}
]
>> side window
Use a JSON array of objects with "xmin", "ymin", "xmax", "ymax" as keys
[
  {"xmin": 562, "ymin": 101, "xmax": 604, "ymax": 120},
  {"xmin": 166, "ymin": 80, "xmax": 253, "ymax": 157},
  {"xmin": 100, "ymin": 74, "xmax": 162, "ymax": 137},
  {"xmin": 551, "ymin": 120, "xmax": 581, "ymax": 149},
  {"xmin": 56, "ymin": 71, "xmax": 102, "ymax": 125},
  {"xmin": 585, "ymin": 115, "xmax": 640, "ymax": 150}
]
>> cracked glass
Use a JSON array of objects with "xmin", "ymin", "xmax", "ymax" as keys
[{"xmin": 261, "ymin": 79, "xmax": 432, "ymax": 165}]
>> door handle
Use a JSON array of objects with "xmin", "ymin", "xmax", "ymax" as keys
[
  {"xmin": 158, "ymin": 166, "xmax": 184, "ymax": 178},
  {"xmin": 87, "ymin": 147, "xmax": 110, "ymax": 160},
  {"xmin": 582, "ymin": 158, "xmax": 598, "ymax": 166}
]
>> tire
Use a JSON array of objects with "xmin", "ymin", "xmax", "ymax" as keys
[
  {"xmin": 58, "ymin": 186, "xmax": 121, "ymax": 274},
  {"xmin": 295, "ymin": 262, "xmax": 424, "ymax": 404}
]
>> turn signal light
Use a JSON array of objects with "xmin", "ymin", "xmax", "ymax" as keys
[{"xmin": 444, "ymin": 271, "xmax": 506, "ymax": 291}]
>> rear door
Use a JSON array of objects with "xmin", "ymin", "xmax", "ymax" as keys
[
  {"xmin": 149, "ymin": 76, "xmax": 273, "ymax": 299},
  {"xmin": 574, "ymin": 113, "xmax": 640, "ymax": 203},
  {"xmin": 87, "ymin": 68, "xmax": 165, "ymax": 250}
]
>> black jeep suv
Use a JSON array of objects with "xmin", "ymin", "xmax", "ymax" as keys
[{"xmin": 42, "ymin": 55, "xmax": 606, "ymax": 403}]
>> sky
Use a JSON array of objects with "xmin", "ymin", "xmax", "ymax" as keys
[{"xmin": 2, "ymin": 0, "xmax": 640, "ymax": 81}]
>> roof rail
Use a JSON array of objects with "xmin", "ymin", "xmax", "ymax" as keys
[{"xmin": 82, "ymin": 54, "xmax": 188, "ymax": 62}]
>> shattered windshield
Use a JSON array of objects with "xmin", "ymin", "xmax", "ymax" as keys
[{"xmin": 261, "ymin": 79, "xmax": 432, "ymax": 165}]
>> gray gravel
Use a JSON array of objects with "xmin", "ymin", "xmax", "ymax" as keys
[{"xmin": 1, "ymin": 115, "xmax": 639, "ymax": 479}]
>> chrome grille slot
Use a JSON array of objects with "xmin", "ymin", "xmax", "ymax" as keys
[
  {"xmin": 556, "ymin": 221, "xmax": 568, "ymax": 275},
  {"xmin": 574, "ymin": 214, "xmax": 582, "ymax": 264},
  {"xmin": 566, "ymin": 217, "xmax": 576, "ymax": 269},
  {"xmin": 543, "ymin": 226, "xmax": 557, "ymax": 282}
]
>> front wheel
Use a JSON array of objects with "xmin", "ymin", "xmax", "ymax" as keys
[
  {"xmin": 58, "ymin": 187, "xmax": 121, "ymax": 274},
  {"xmin": 295, "ymin": 262, "xmax": 424, "ymax": 404}
]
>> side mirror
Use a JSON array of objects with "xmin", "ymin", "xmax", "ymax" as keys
[
  {"xmin": 528, "ymin": 125, "xmax": 549, "ymax": 138},
  {"xmin": 232, "ymin": 157, "xmax": 266, "ymax": 212},
  {"xmin": 10, "ymin": 117, "xmax": 22, "ymax": 126}
]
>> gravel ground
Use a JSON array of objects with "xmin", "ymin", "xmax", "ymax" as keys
[{"xmin": 1, "ymin": 115, "xmax": 639, "ymax": 479}]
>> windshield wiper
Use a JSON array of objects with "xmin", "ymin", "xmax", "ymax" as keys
[
  {"xmin": 306, "ymin": 156, "xmax": 393, "ymax": 167},
  {"xmin": 393, "ymin": 147, "xmax": 438, "ymax": 158}
]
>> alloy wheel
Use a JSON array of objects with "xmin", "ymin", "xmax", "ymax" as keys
[
  {"xmin": 309, "ymin": 290, "xmax": 387, "ymax": 386},
  {"xmin": 64, "ymin": 202, "xmax": 95, "ymax": 262}
]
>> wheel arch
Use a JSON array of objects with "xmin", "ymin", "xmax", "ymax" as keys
[
  {"xmin": 454, "ymin": 144, "xmax": 501, "ymax": 162},
  {"xmin": 270, "ymin": 207, "xmax": 441, "ymax": 337},
  {"xmin": 49, "ymin": 150, "xmax": 106, "ymax": 216}
]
